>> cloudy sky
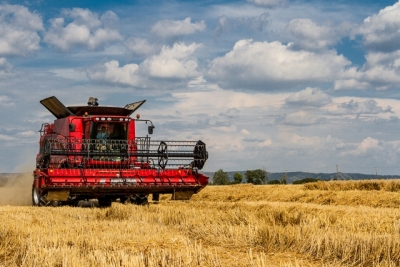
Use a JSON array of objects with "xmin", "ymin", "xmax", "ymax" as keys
[{"xmin": 1, "ymin": 0, "xmax": 400, "ymax": 175}]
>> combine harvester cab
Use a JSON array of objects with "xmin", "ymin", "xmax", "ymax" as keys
[{"xmin": 32, "ymin": 96, "xmax": 209, "ymax": 206}]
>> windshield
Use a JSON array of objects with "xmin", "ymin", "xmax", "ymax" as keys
[{"xmin": 91, "ymin": 122, "xmax": 128, "ymax": 140}]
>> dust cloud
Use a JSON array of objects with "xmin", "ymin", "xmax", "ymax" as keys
[{"xmin": 0, "ymin": 173, "xmax": 32, "ymax": 206}]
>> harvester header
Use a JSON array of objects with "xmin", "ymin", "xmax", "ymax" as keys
[{"xmin": 32, "ymin": 96, "xmax": 209, "ymax": 206}]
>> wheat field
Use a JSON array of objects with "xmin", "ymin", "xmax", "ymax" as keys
[{"xmin": 1, "ymin": 177, "xmax": 400, "ymax": 267}]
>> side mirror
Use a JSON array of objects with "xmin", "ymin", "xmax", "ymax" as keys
[
  {"xmin": 148, "ymin": 125, "xmax": 154, "ymax": 135},
  {"xmin": 69, "ymin": 123, "xmax": 76, "ymax": 132}
]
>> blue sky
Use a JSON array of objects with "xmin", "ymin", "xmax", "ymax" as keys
[{"xmin": 1, "ymin": 0, "xmax": 400, "ymax": 175}]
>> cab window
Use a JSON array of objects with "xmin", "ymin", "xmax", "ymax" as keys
[{"xmin": 91, "ymin": 123, "xmax": 128, "ymax": 140}]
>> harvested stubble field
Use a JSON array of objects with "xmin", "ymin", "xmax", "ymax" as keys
[{"xmin": 1, "ymin": 178, "xmax": 400, "ymax": 267}]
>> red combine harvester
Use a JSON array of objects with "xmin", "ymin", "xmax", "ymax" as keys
[{"xmin": 32, "ymin": 96, "xmax": 209, "ymax": 206}]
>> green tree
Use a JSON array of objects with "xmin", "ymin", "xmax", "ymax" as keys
[
  {"xmin": 213, "ymin": 169, "xmax": 230, "ymax": 185},
  {"xmin": 233, "ymin": 172, "xmax": 243, "ymax": 184},
  {"xmin": 254, "ymin": 169, "xmax": 267, "ymax": 184},
  {"xmin": 245, "ymin": 170, "xmax": 256, "ymax": 184},
  {"xmin": 245, "ymin": 169, "xmax": 268, "ymax": 185}
]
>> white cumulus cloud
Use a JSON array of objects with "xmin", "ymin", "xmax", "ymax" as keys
[
  {"xmin": 0, "ymin": 58, "xmax": 12, "ymax": 78},
  {"xmin": 0, "ymin": 134, "xmax": 15, "ymax": 141},
  {"xmin": 259, "ymin": 139, "xmax": 272, "ymax": 147},
  {"xmin": 0, "ymin": 95, "xmax": 14, "ymax": 107},
  {"xmin": 151, "ymin": 17, "xmax": 205, "ymax": 39},
  {"xmin": 215, "ymin": 13, "xmax": 270, "ymax": 37},
  {"xmin": 247, "ymin": 0, "xmax": 286, "ymax": 8},
  {"xmin": 334, "ymin": 2, "xmax": 400, "ymax": 91},
  {"xmin": 208, "ymin": 39, "xmax": 350, "ymax": 90},
  {"xmin": 345, "ymin": 137, "xmax": 381, "ymax": 155},
  {"xmin": 285, "ymin": 87, "xmax": 332, "ymax": 106},
  {"xmin": 360, "ymin": 1, "xmax": 400, "ymax": 52},
  {"xmin": 86, "ymin": 60, "xmax": 140, "ymax": 87},
  {"xmin": 87, "ymin": 42, "xmax": 202, "ymax": 86},
  {"xmin": 279, "ymin": 111, "xmax": 327, "ymax": 126},
  {"xmin": 241, "ymin": 129, "xmax": 250, "ymax": 135},
  {"xmin": 44, "ymin": 8, "xmax": 122, "ymax": 52},
  {"xmin": 286, "ymin": 18, "xmax": 341, "ymax": 51},
  {"xmin": 18, "ymin": 130, "xmax": 36, "ymax": 137},
  {"xmin": 141, "ymin": 42, "xmax": 202, "ymax": 79},
  {"xmin": 0, "ymin": 4, "xmax": 43, "ymax": 57},
  {"xmin": 333, "ymin": 99, "xmax": 392, "ymax": 115},
  {"xmin": 124, "ymin": 37, "xmax": 157, "ymax": 56},
  {"xmin": 335, "ymin": 50, "xmax": 400, "ymax": 91}
]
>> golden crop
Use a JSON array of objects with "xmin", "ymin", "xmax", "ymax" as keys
[{"xmin": 1, "ymin": 179, "xmax": 400, "ymax": 267}]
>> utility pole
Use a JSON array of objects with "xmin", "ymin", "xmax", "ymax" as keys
[
  {"xmin": 336, "ymin": 164, "xmax": 339, "ymax": 180},
  {"xmin": 375, "ymin": 167, "xmax": 378, "ymax": 179},
  {"xmin": 285, "ymin": 170, "xmax": 287, "ymax": 184},
  {"xmin": 281, "ymin": 170, "xmax": 287, "ymax": 184}
]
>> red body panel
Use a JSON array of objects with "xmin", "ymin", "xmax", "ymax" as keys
[{"xmin": 34, "ymin": 168, "xmax": 208, "ymax": 193}]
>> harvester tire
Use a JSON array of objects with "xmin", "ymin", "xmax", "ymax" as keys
[
  {"xmin": 130, "ymin": 194, "xmax": 148, "ymax": 205},
  {"xmin": 32, "ymin": 187, "xmax": 40, "ymax": 206},
  {"xmin": 67, "ymin": 197, "xmax": 80, "ymax": 207},
  {"xmin": 98, "ymin": 198, "xmax": 112, "ymax": 207},
  {"xmin": 32, "ymin": 187, "xmax": 49, "ymax": 206}
]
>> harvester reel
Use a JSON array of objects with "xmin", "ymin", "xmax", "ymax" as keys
[
  {"xmin": 191, "ymin": 140, "xmax": 208, "ymax": 170},
  {"xmin": 157, "ymin": 141, "xmax": 168, "ymax": 169}
]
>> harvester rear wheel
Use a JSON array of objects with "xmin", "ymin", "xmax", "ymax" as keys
[
  {"xmin": 32, "ymin": 187, "xmax": 40, "ymax": 206},
  {"xmin": 98, "ymin": 198, "xmax": 112, "ymax": 207},
  {"xmin": 67, "ymin": 197, "xmax": 80, "ymax": 207},
  {"xmin": 32, "ymin": 187, "xmax": 49, "ymax": 206},
  {"xmin": 130, "ymin": 194, "xmax": 148, "ymax": 205}
]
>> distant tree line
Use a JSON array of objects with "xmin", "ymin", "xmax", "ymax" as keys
[
  {"xmin": 212, "ymin": 169, "xmax": 268, "ymax": 185},
  {"xmin": 212, "ymin": 171, "xmax": 327, "ymax": 185},
  {"xmin": 265, "ymin": 177, "xmax": 324, "ymax": 184},
  {"xmin": 267, "ymin": 172, "xmax": 288, "ymax": 185},
  {"xmin": 292, "ymin": 178, "xmax": 323, "ymax": 184}
]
